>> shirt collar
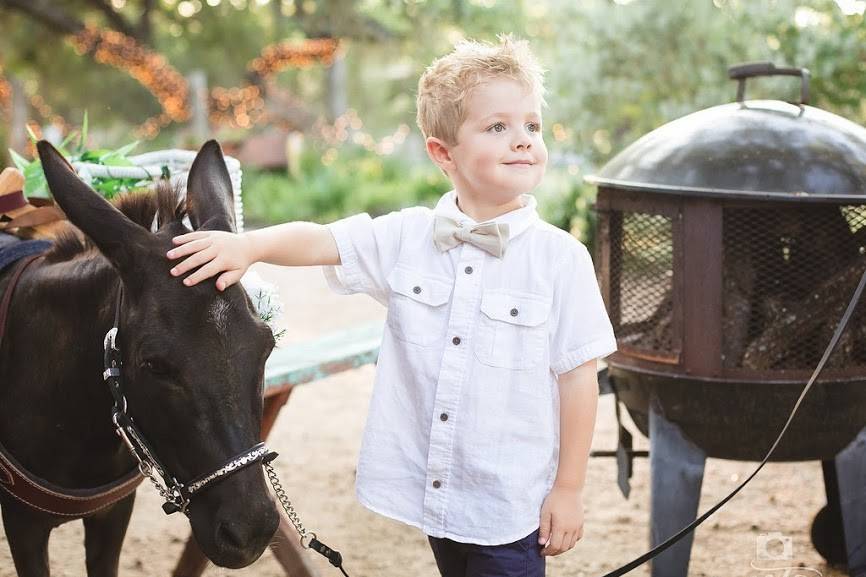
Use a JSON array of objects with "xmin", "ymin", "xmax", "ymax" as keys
[{"xmin": 433, "ymin": 190, "xmax": 539, "ymax": 241}]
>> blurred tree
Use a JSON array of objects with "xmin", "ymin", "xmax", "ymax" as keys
[
  {"xmin": 0, "ymin": 0, "xmax": 397, "ymax": 153},
  {"xmin": 8, "ymin": 0, "xmax": 863, "ymax": 194},
  {"xmin": 0, "ymin": 0, "xmax": 156, "ymax": 43},
  {"xmin": 544, "ymin": 0, "xmax": 866, "ymax": 168},
  {"xmin": 530, "ymin": 0, "xmax": 866, "ymax": 247},
  {"xmin": 0, "ymin": 0, "xmax": 526, "ymax": 158}
]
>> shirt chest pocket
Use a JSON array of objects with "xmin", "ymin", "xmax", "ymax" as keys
[
  {"xmin": 386, "ymin": 266, "xmax": 453, "ymax": 346},
  {"xmin": 474, "ymin": 290, "xmax": 552, "ymax": 370}
]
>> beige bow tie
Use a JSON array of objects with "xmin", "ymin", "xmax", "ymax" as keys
[{"xmin": 433, "ymin": 215, "xmax": 510, "ymax": 258}]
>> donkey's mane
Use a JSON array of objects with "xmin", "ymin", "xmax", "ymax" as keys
[{"xmin": 45, "ymin": 182, "xmax": 187, "ymax": 263}]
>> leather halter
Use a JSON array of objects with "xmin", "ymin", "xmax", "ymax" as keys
[
  {"xmin": 0, "ymin": 255, "xmax": 272, "ymax": 517},
  {"xmin": 103, "ymin": 287, "xmax": 276, "ymax": 516},
  {"xmin": 0, "ymin": 253, "xmax": 145, "ymax": 516}
]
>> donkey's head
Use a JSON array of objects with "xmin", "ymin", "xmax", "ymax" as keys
[{"xmin": 37, "ymin": 140, "xmax": 279, "ymax": 568}]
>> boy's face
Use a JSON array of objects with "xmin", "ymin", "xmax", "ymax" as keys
[{"xmin": 436, "ymin": 77, "xmax": 547, "ymax": 209}]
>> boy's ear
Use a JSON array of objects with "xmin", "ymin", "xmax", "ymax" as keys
[{"xmin": 425, "ymin": 137, "xmax": 455, "ymax": 173}]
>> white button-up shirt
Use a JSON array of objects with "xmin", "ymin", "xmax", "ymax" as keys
[{"xmin": 323, "ymin": 190, "xmax": 617, "ymax": 545}]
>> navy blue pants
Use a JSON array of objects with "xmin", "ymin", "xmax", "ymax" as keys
[{"xmin": 427, "ymin": 528, "xmax": 545, "ymax": 577}]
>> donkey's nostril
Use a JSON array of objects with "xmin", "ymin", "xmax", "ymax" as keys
[
  {"xmin": 194, "ymin": 502, "xmax": 277, "ymax": 568},
  {"xmin": 216, "ymin": 520, "xmax": 245, "ymax": 550}
]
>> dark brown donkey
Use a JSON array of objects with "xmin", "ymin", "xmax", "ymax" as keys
[{"xmin": 0, "ymin": 140, "xmax": 279, "ymax": 576}]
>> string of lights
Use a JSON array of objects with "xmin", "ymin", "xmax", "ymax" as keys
[
  {"xmin": 5, "ymin": 29, "xmax": 408, "ymax": 157},
  {"xmin": 0, "ymin": 62, "xmax": 69, "ymax": 148},
  {"xmin": 208, "ymin": 85, "xmax": 266, "ymax": 130},
  {"xmin": 206, "ymin": 39, "xmax": 338, "ymax": 130},
  {"xmin": 28, "ymin": 94, "xmax": 68, "ymax": 130},
  {"xmin": 313, "ymin": 109, "xmax": 411, "ymax": 157},
  {"xmin": 0, "ymin": 63, "xmax": 9, "ymax": 115},
  {"xmin": 69, "ymin": 26, "xmax": 190, "ymax": 124},
  {"xmin": 249, "ymin": 38, "xmax": 339, "ymax": 79}
]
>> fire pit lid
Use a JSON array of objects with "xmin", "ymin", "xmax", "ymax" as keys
[{"xmin": 586, "ymin": 63, "xmax": 866, "ymax": 200}]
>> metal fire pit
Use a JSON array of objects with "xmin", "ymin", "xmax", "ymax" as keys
[{"xmin": 587, "ymin": 62, "xmax": 866, "ymax": 461}]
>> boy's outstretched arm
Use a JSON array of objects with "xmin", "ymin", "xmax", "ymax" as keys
[
  {"xmin": 538, "ymin": 358, "xmax": 599, "ymax": 556},
  {"xmin": 166, "ymin": 222, "xmax": 340, "ymax": 291}
]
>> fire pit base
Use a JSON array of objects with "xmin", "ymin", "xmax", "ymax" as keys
[{"xmin": 610, "ymin": 365, "xmax": 866, "ymax": 461}]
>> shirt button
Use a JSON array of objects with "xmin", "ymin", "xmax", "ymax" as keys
[
  {"xmin": 464, "ymin": 266, "xmax": 473, "ymax": 274},
  {"xmin": 432, "ymin": 480, "xmax": 442, "ymax": 488},
  {"xmin": 440, "ymin": 413, "xmax": 448, "ymax": 421},
  {"xmin": 413, "ymin": 286, "xmax": 422, "ymax": 294},
  {"xmin": 510, "ymin": 307, "xmax": 519, "ymax": 317},
  {"xmin": 452, "ymin": 336, "xmax": 461, "ymax": 345}
]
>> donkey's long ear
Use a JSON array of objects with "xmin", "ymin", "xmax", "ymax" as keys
[
  {"xmin": 186, "ymin": 140, "xmax": 236, "ymax": 233},
  {"xmin": 37, "ymin": 140, "xmax": 150, "ymax": 271}
]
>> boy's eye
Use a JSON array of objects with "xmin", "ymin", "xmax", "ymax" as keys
[
  {"xmin": 527, "ymin": 122, "xmax": 540, "ymax": 133},
  {"xmin": 489, "ymin": 122, "xmax": 506, "ymax": 133}
]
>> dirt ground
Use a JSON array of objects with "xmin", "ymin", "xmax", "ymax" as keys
[{"xmin": 0, "ymin": 263, "xmax": 850, "ymax": 577}]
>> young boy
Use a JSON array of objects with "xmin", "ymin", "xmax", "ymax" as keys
[{"xmin": 166, "ymin": 36, "xmax": 617, "ymax": 577}]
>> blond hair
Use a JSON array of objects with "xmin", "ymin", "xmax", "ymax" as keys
[{"xmin": 416, "ymin": 34, "xmax": 546, "ymax": 146}]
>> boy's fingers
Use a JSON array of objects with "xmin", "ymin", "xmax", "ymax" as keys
[
  {"xmin": 171, "ymin": 249, "xmax": 216, "ymax": 277},
  {"xmin": 172, "ymin": 231, "xmax": 207, "ymax": 245},
  {"xmin": 538, "ymin": 513, "xmax": 551, "ymax": 546},
  {"xmin": 167, "ymin": 238, "xmax": 211, "ymax": 260},
  {"xmin": 182, "ymin": 260, "xmax": 223, "ymax": 286},
  {"xmin": 540, "ymin": 523, "xmax": 557, "ymax": 556},
  {"xmin": 216, "ymin": 270, "xmax": 243, "ymax": 291}
]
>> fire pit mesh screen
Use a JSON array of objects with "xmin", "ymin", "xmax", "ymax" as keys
[
  {"xmin": 722, "ymin": 204, "xmax": 866, "ymax": 371},
  {"xmin": 610, "ymin": 210, "xmax": 677, "ymax": 359}
]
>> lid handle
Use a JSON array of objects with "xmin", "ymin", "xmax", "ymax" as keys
[{"xmin": 728, "ymin": 62, "xmax": 811, "ymax": 105}]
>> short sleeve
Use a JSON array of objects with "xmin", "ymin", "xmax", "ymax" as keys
[
  {"xmin": 322, "ymin": 211, "xmax": 403, "ymax": 306},
  {"xmin": 548, "ymin": 241, "xmax": 617, "ymax": 376}
]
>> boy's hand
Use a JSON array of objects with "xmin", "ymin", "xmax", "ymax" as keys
[
  {"xmin": 166, "ymin": 230, "xmax": 254, "ymax": 291},
  {"xmin": 538, "ymin": 484, "xmax": 584, "ymax": 556}
]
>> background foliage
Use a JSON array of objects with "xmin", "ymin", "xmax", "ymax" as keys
[{"xmin": 3, "ymin": 0, "xmax": 866, "ymax": 253}]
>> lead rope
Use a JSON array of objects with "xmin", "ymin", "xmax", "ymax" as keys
[{"xmin": 263, "ymin": 454, "xmax": 351, "ymax": 576}]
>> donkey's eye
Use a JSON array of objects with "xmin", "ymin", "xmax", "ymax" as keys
[{"xmin": 141, "ymin": 359, "xmax": 172, "ymax": 376}]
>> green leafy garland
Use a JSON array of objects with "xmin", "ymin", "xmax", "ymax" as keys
[
  {"xmin": 7, "ymin": 115, "xmax": 286, "ymax": 342},
  {"xmin": 8, "ymin": 112, "xmax": 144, "ymax": 199}
]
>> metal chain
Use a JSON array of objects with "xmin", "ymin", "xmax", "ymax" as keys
[
  {"xmin": 139, "ymin": 462, "xmax": 179, "ymax": 506},
  {"xmin": 264, "ymin": 459, "xmax": 313, "ymax": 547},
  {"xmin": 116, "ymin": 418, "xmax": 186, "ymax": 513},
  {"xmin": 263, "ymin": 460, "xmax": 349, "ymax": 576},
  {"xmin": 117, "ymin": 421, "xmax": 187, "ymax": 513}
]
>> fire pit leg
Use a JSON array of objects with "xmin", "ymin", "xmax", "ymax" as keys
[
  {"xmin": 649, "ymin": 402, "xmax": 707, "ymax": 577},
  {"xmin": 834, "ymin": 427, "xmax": 866, "ymax": 577}
]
